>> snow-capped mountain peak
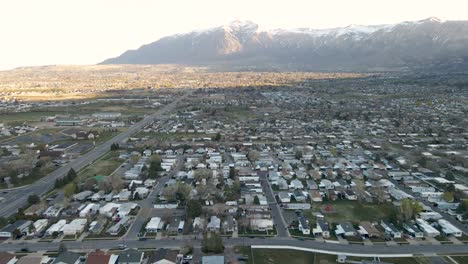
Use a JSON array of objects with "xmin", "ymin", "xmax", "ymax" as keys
[
  {"xmin": 420, "ymin": 17, "xmax": 444, "ymax": 23},
  {"xmin": 225, "ymin": 20, "xmax": 259, "ymax": 33},
  {"xmin": 102, "ymin": 17, "xmax": 468, "ymax": 72}
]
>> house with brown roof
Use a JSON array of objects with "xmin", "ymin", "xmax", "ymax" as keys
[
  {"xmin": 85, "ymin": 250, "xmax": 117, "ymax": 264},
  {"xmin": 16, "ymin": 253, "xmax": 51, "ymax": 264},
  {"xmin": 0, "ymin": 252, "xmax": 17, "ymax": 264},
  {"xmin": 358, "ymin": 221, "xmax": 381, "ymax": 238}
]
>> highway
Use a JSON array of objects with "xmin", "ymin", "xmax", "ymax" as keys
[
  {"xmin": 0, "ymin": 90, "xmax": 192, "ymax": 218},
  {"xmin": 1, "ymin": 237, "xmax": 468, "ymax": 257}
]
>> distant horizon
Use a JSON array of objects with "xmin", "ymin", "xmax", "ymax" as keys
[{"xmin": 1, "ymin": 0, "xmax": 468, "ymax": 70}]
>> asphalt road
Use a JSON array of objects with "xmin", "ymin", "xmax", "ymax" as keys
[
  {"xmin": 0, "ymin": 90, "xmax": 192, "ymax": 218},
  {"xmin": 2, "ymin": 237, "xmax": 468, "ymax": 257},
  {"xmin": 124, "ymin": 175, "xmax": 171, "ymax": 240},
  {"xmin": 259, "ymin": 173, "xmax": 290, "ymax": 237},
  {"xmin": 124, "ymin": 154, "xmax": 185, "ymax": 239}
]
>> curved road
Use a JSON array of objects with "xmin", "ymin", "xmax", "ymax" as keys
[{"xmin": 0, "ymin": 90, "xmax": 192, "ymax": 218}]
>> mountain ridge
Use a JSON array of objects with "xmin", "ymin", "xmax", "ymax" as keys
[{"xmin": 101, "ymin": 18, "xmax": 468, "ymax": 71}]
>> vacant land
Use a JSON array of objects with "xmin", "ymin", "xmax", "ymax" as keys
[
  {"xmin": 305, "ymin": 200, "xmax": 396, "ymax": 225},
  {"xmin": 238, "ymin": 248, "xmax": 336, "ymax": 264},
  {"xmin": 2, "ymin": 128, "xmax": 66, "ymax": 144},
  {"xmin": 239, "ymin": 248, "xmax": 454, "ymax": 264},
  {"xmin": 0, "ymin": 111, "xmax": 66, "ymax": 125},
  {"xmin": 78, "ymin": 151, "xmax": 123, "ymax": 179}
]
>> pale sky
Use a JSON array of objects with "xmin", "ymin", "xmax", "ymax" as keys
[{"xmin": 1, "ymin": 0, "xmax": 467, "ymax": 70}]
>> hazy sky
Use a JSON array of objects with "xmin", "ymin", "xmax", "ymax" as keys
[{"xmin": 1, "ymin": 0, "xmax": 467, "ymax": 70}]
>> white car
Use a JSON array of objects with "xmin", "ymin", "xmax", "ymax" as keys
[{"xmin": 184, "ymin": 255, "xmax": 193, "ymax": 260}]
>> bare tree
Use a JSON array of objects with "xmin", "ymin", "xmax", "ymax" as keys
[
  {"xmin": 111, "ymin": 174, "xmax": 124, "ymax": 193},
  {"xmin": 248, "ymin": 151, "xmax": 260, "ymax": 163}
]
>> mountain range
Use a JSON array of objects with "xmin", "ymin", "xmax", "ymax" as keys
[{"xmin": 102, "ymin": 18, "xmax": 468, "ymax": 71}]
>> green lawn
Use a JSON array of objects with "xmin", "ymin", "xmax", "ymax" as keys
[{"xmin": 305, "ymin": 201, "xmax": 396, "ymax": 225}]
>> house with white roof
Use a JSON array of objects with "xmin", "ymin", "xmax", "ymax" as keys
[
  {"xmin": 289, "ymin": 179, "xmax": 304, "ymax": 190},
  {"xmin": 416, "ymin": 218, "xmax": 440, "ymax": 237},
  {"xmin": 438, "ymin": 219, "xmax": 462, "ymax": 237},
  {"xmin": 207, "ymin": 216, "xmax": 221, "ymax": 232}
]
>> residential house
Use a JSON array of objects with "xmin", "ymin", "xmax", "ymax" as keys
[
  {"xmin": 16, "ymin": 254, "xmax": 51, "ymax": 264},
  {"xmin": 416, "ymin": 219, "xmax": 440, "ymax": 237},
  {"xmin": 145, "ymin": 217, "xmax": 162, "ymax": 233},
  {"xmin": 43, "ymin": 205, "xmax": 63, "ymax": 218},
  {"xmin": 298, "ymin": 217, "xmax": 310, "ymax": 235},
  {"xmin": 276, "ymin": 178, "xmax": 289, "ymax": 190},
  {"xmin": 223, "ymin": 215, "xmax": 237, "ymax": 233},
  {"xmin": 403, "ymin": 223, "xmax": 424, "ymax": 238},
  {"xmin": 380, "ymin": 221, "xmax": 402, "ymax": 238},
  {"xmin": 202, "ymin": 256, "xmax": 225, "ymax": 264},
  {"xmin": 319, "ymin": 179, "xmax": 334, "ymax": 190},
  {"xmin": 149, "ymin": 249, "xmax": 181, "ymax": 264},
  {"xmin": 250, "ymin": 219, "xmax": 274, "ymax": 231},
  {"xmin": 0, "ymin": 220, "xmax": 32, "ymax": 238},
  {"xmin": 335, "ymin": 222, "xmax": 356, "ymax": 237},
  {"xmin": 289, "ymin": 179, "xmax": 304, "ymax": 190},
  {"xmin": 206, "ymin": 216, "xmax": 221, "ymax": 232},
  {"xmin": 62, "ymin": 219, "xmax": 87, "ymax": 236},
  {"xmin": 312, "ymin": 218, "xmax": 330, "ymax": 238},
  {"xmin": 192, "ymin": 217, "xmax": 205, "ymax": 233},
  {"xmin": 85, "ymin": 250, "xmax": 118, "ymax": 264},
  {"xmin": 306, "ymin": 180, "xmax": 318, "ymax": 190},
  {"xmin": 438, "ymin": 219, "xmax": 462, "ymax": 237},
  {"xmin": 118, "ymin": 249, "xmax": 144, "ymax": 264},
  {"xmin": 106, "ymin": 216, "xmax": 131, "ymax": 236},
  {"xmin": 79, "ymin": 203, "xmax": 100, "ymax": 218},
  {"xmin": 28, "ymin": 219, "xmax": 48, "ymax": 237},
  {"xmin": 46, "ymin": 220, "xmax": 66, "ymax": 236},
  {"xmin": 309, "ymin": 190, "xmax": 323, "ymax": 202},
  {"xmin": 358, "ymin": 222, "xmax": 381, "ymax": 238},
  {"xmin": 291, "ymin": 190, "xmax": 305, "ymax": 202},
  {"xmin": 344, "ymin": 190, "xmax": 357, "ymax": 201},
  {"xmin": 277, "ymin": 192, "xmax": 290, "ymax": 203},
  {"xmin": 0, "ymin": 252, "xmax": 17, "ymax": 264},
  {"xmin": 52, "ymin": 251, "xmax": 82, "ymax": 264},
  {"xmin": 24, "ymin": 203, "xmax": 46, "ymax": 217}
]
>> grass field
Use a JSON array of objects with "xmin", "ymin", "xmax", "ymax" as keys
[
  {"xmin": 0, "ymin": 101, "xmax": 152, "ymax": 125},
  {"xmin": 349, "ymin": 256, "xmax": 444, "ymax": 264},
  {"xmin": 0, "ymin": 111, "xmax": 65, "ymax": 124},
  {"xmin": 78, "ymin": 151, "xmax": 123, "ymax": 179},
  {"xmin": 449, "ymin": 256, "xmax": 468, "ymax": 263},
  {"xmin": 239, "ymin": 248, "xmax": 455, "ymax": 264},
  {"xmin": 222, "ymin": 106, "xmax": 257, "ymax": 120},
  {"xmin": 238, "ymin": 248, "xmax": 336, "ymax": 264},
  {"xmin": 305, "ymin": 200, "xmax": 396, "ymax": 224}
]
